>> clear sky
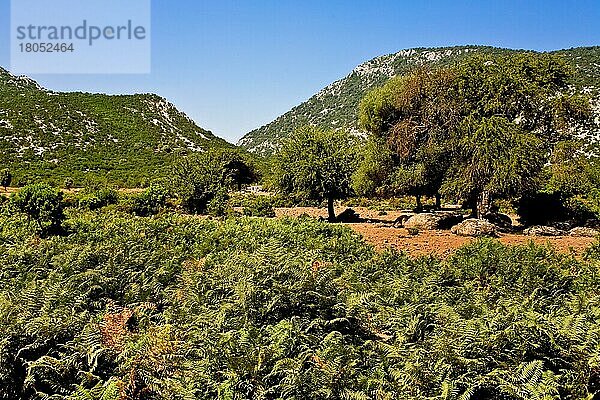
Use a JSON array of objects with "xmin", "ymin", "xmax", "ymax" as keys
[{"xmin": 0, "ymin": 0, "xmax": 599, "ymax": 143}]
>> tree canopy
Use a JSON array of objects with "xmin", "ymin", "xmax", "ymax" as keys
[
  {"xmin": 171, "ymin": 148, "xmax": 258, "ymax": 215},
  {"xmin": 358, "ymin": 53, "xmax": 594, "ymax": 217},
  {"xmin": 272, "ymin": 126, "xmax": 357, "ymax": 221}
]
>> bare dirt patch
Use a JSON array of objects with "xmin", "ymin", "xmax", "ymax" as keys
[
  {"xmin": 350, "ymin": 223, "xmax": 595, "ymax": 258},
  {"xmin": 275, "ymin": 206, "xmax": 407, "ymax": 222},
  {"xmin": 276, "ymin": 206, "xmax": 597, "ymax": 257}
]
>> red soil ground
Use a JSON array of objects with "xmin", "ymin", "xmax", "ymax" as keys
[{"xmin": 275, "ymin": 206, "xmax": 597, "ymax": 257}]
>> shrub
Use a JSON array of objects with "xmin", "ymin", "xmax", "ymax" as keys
[
  {"xmin": 206, "ymin": 189, "xmax": 230, "ymax": 217},
  {"xmin": 10, "ymin": 183, "xmax": 65, "ymax": 235},
  {"xmin": 243, "ymin": 195, "xmax": 276, "ymax": 217},
  {"xmin": 131, "ymin": 185, "xmax": 169, "ymax": 216},
  {"xmin": 171, "ymin": 151, "xmax": 234, "ymax": 214},
  {"xmin": 564, "ymin": 195, "xmax": 599, "ymax": 223},
  {"xmin": 77, "ymin": 187, "xmax": 119, "ymax": 210}
]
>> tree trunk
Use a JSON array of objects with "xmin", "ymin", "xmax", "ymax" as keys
[
  {"xmin": 435, "ymin": 194, "xmax": 442, "ymax": 210},
  {"xmin": 327, "ymin": 196, "xmax": 336, "ymax": 222},
  {"xmin": 475, "ymin": 191, "xmax": 492, "ymax": 219},
  {"xmin": 415, "ymin": 195, "xmax": 422, "ymax": 212}
]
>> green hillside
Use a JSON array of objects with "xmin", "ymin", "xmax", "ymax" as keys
[
  {"xmin": 238, "ymin": 46, "xmax": 600, "ymax": 155},
  {"xmin": 0, "ymin": 67, "xmax": 232, "ymax": 187}
]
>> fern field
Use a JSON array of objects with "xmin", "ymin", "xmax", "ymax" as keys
[{"xmin": 0, "ymin": 209, "xmax": 599, "ymax": 399}]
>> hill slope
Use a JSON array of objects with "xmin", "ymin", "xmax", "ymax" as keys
[
  {"xmin": 0, "ymin": 67, "xmax": 231, "ymax": 187},
  {"xmin": 238, "ymin": 46, "xmax": 600, "ymax": 155}
]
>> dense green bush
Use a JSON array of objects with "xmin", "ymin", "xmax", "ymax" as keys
[
  {"xmin": 171, "ymin": 152, "xmax": 230, "ymax": 215},
  {"xmin": 63, "ymin": 177, "xmax": 74, "ymax": 189},
  {"xmin": 0, "ymin": 209, "xmax": 599, "ymax": 399},
  {"xmin": 130, "ymin": 184, "xmax": 169, "ymax": 216},
  {"xmin": 206, "ymin": 188, "xmax": 231, "ymax": 217},
  {"xmin": 170, "ymin": 147, "xmax": 260, "ymax": 216},
  {"xmin": 9, "ymin": 183, "xmax": 65, "ymax": 236},
  {"xmin": 76, "ymin": 187, "xmax": 119, "ymax": 210},
  {"xmin": 243, "ymin": 195, "xmax": 276, "ymax": 217}
]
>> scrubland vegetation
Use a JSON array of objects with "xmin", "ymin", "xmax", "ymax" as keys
[
  {"xmin": 2, "ymin": 50, "xmax": 600, "ymax": 400},
  {"xmin": 1, "ymin": 196, "xmax": 600, "ymax": 399}
]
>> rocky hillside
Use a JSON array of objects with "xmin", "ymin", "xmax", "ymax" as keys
[
  {"xmin": 239, "ymin": 46, "xmax": 600, "ymax": 155},
  {"xmin": 0, "ymin": 67, "xmax": 231, "ymax": 187}
]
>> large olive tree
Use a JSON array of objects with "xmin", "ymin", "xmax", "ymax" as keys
[
  {"xmin": 359, "ymin": 53, "xmax": 593, "ymax": 217},
  {"xmin": 358, "ymin": 67, "xmax": 458, "ymax": 209}
]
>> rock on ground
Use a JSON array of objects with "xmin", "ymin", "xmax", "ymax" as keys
[
  {"xmin": 336, "ymin": 208, "xmax": 361, "ymax": 223},
  {"xmin": 524, "ymin": 226, "xmax": 566, "ymax": 236},
  {"xmin": 451, "ymin": 219, "xmax": 498, "ymax": 237},
  {"xmin": 569, "ymin": 227, "xmax": 600, "ymax": 237},
  {"xmin": 551, "ymin": 221, "xmax": 573, "ymax": 231},
  {"xmin": 404, "ymin": 212, "xmax": 464, "ymax": 230},
  {"xmin": 483, "ymin": 213, "xmax": 513, "ymax": 232}
]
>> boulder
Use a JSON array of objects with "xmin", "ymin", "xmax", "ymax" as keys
[
  {"xmin": 569, "ymin": 227, "xmax": 600, "ymax": 237},
  {"xmin": 336, "ymin": 208, "xmax": 361, "ymax": 223},
  {"xmin": 404, "ymin": 212, "xmax": 463, "ymax": 230},
  {"xmin": 523, "ymin": 225, "xmax": 566, "ymax": 236},
  {"xmin": 483, "ymin": 212, "xmax": 513, "ymax": 232},
  {"xmin": 451, "ymin": 219, "xmax": 498, "ymax": 237},
  {"xmin": 551, "ymin": 221, "xmax": 574, "ymax": 231},
  {"xmin": 584, "ymin": 219, "xmax": 600, "ymax": 228}
]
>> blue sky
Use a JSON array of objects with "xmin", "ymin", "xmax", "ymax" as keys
[{"xmin": 0, "ymin": 0, "xmax": 599, "ymax": 143}]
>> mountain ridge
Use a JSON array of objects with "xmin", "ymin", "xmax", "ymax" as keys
[
  {"xmin": 0, "ymin": 67, "xmax": 232, "ymax": 187},
  {"xmin": 238, "ymin": 45, "xmax": 600, "ymax": 155}
]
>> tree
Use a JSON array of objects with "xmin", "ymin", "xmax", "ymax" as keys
[
  {"xmin": 170, "ymin": 148, "xmax": 257, "ymax": 215},
  {"xmin": 443, "ymin": 54, "xmax": 592, "ymax": 217},
  {"xmin": 171, "ymin": 151, "xmax": 229, "ymax": 215},
  {"xmin": 213, "ymin": 148, "xmax": 260, "ymax": 191},
  {"xmin": 441, "ymin": 116, "xmax": 545, "ymax": 217},
  {"xmin": 545, "ymin": 140, "xmax": 594, "ymax": 197},
  {"xmin": 1, "ymin": 169, "xmax": 11, "ymax": 190},
  {"xmin": 272, "ymin": 126, "xmax": 357, "ymax": 222},
  {"xmin": 352, "ymin": 136, "xmax": 396, "ymax": 198},
  {"xmin": 358, "ymin": 68, "xmax": 458, "ymax": 210},
  {"xmin": 11, "ymin": 183, "xmax": 65, "ymax": 236},
  {"xmin": 358, "ymin": 54, "xmax": 593, "ymax": 217},
  {"xmin": 131, "ymin": 184, "xmax": 169, "ymax": 216}
]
